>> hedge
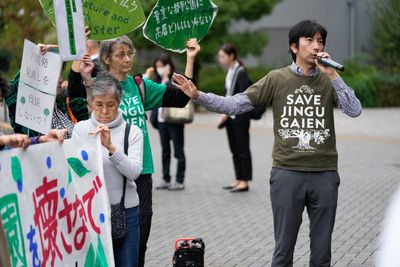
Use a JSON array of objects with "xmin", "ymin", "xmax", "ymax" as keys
[
  {"xmin": 197, "ymin": 66, "xmax": 272, "ymax": 96},
  {"xmin": 342, "ymin": 61, "xmax": 400, "ymax": 107}
]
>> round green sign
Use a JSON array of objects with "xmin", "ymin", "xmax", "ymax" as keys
[
  {"xmin": 39, "ymin": 0, "xmax": 146, "ymax": 40},
  {"xmin": 20, "ymin": 97, "xmax": 26, "ymax": 104},
  {"xmin": 143, "ymin": 0, "xmax": 218, "ymax": 53}
]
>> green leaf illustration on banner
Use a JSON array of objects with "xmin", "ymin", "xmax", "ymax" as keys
[
  {"xmin": 84, "ymin": 243, "xmax": 95, "ymax": 267},
  {"xmin": 95, "ymin": 236, "xmax": 108, "ymax": 267},
  {"xmin": 11, "ymin": 156, "xmax": 22, "ymax": 183},
  {"xmin": 143, "ymin": 0, "xmax": 218, "ymax": 53},
  {"xmin": 84, "ymin": 238, "xmax": 108, "ymax": 267},
  {"xmin": 67, "ymin": 157, "xmax": 91, "ymax": 177},
  {"xmin": 68, "ymin": 168, "xmax": 73, "ymax": 185},
  {"xmin": 38, "ymin": 0, "xmax": 146, "ymax": 40}
]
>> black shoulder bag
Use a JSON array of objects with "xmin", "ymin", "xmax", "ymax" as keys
[{"xmin": 111, "ymin": 123, "xmax": 130, "ymax": 242}]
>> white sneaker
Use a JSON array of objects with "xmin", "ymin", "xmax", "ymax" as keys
[{"xmin": 168, "ymin": 182, "xmax": 185, "ymax": 191}]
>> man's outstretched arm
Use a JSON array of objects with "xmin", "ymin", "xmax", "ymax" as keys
[{"xmin": 172, "ymin": 73, "xmax": 254, "ymax": 115}]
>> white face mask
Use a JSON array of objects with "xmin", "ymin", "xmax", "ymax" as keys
[{"xmin": 156, "ymin": 67, "xmax": 164, "ymax": 77}]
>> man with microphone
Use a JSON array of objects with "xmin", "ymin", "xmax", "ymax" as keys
[{"xmin": 172, "ymin": 19, "xmax": 362, "ymax": 266}]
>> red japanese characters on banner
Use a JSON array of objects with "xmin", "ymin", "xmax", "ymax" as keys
[{"xmin": 0, "ymin": 135, "xmax": 114, "ymax": 267}]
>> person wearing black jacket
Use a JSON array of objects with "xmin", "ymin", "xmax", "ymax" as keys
[{"xmin": 218, "ymin": 43, "xmax": 253, "ymax": 193}]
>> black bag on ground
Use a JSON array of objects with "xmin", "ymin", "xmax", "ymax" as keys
[
  {"xmin": 173, "ymin": 238, "xmax": 205, "ymax": 267},
  {"xmin": 111, "ymin": 123, "xmax": 130, "ymax": 242}
]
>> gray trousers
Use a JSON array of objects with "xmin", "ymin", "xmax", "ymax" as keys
[{"xmin": 270, "ymin": 167, "xmax": 340, "ymax": 267}]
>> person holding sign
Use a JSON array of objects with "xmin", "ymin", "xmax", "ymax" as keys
[
  {"xmin": 6, "ymin": 69, "xmax": 88, "ymax": 138},
  {"xmin": 217, "ymin": 43, "xmax": 254, "ymax": 193},
  {"xmin": 79, "ymin": 36, "xmax": 200, "ymax": 266},
  {"xmin": 68, "ymin": 37, "xmax": 102, "ymax": 98},
  {"xmin": 1, "ymin": 75, "xmax": 69, "ymax": 149},
  {"xmin": 172, "ymin": 20, "xmax": 362, "ymax": 266},
  {"xmin": 5, "ymin": 43, "xmax": 89, "ymax": 138},
  {"xmin": 73, "ymin": 72, "xmax": 143, "ymax": 267}
]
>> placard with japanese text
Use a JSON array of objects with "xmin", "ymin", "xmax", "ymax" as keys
[
  {"xmin": 0, "ymin": 134, "xmax": 114, "ymax": 267},
  {"xmin": 143, "ymin": 0, "xmax": 218, "ymax": 52},
  {"xmin": 15, "ymin": 39, "xmax": 62, "ymax": 134}
]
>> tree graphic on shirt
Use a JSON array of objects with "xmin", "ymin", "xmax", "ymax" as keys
[
  {"xmin": 295, "ymin": 85, "xmax": 314, "ymax": 94},
  {"xmin": 278, "ymin": 128, "xmax": 330, "ymax": 150}
]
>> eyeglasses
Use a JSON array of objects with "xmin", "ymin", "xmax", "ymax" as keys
[
  {"xmin": 93, "ymin": 101, "xmax": 119, "ymax": 111},
  {"xmin": 113, "ymin": 50, "xmax": 135, "ymax": 59}
]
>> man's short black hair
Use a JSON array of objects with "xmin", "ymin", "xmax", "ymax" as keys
[{"xmin": 288, "ymin": 20, "xmax": 327, "ymax": 61}]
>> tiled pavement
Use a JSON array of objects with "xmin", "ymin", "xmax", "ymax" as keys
[{"xmin": 144, "ymin": 108, "xmax": 400, "ymax": 267}]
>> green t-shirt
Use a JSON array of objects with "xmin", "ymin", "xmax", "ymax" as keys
[
  {"xmin": 119, "ymin": 75, "xmax": 166, "ymax": 174},
  {"xmin": 245, "ymin": 66, "xmax": 339, "ymax": 171}
]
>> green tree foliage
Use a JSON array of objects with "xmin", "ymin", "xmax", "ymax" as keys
[
  {"xmin": 0, "ymin": 0, "xmax": 54, "ymax": 77},
  {"xmin": 129, "ymin": 0, "xmax": 278, "ymax": 64},
  {"xmin": 372, "ymin": 0, "xmax": 400, "ymax": 74},
  {"xmin": 0, "ymin": 0, "xmax": 278, "ymax": 76}
]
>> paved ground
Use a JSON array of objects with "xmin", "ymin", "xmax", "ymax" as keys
[{"xmin": 144, "ymin": 108, "xmax": 400, "ymax": 267}]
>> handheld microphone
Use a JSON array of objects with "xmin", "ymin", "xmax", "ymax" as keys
[{"xmin": 317, "ymin": 57, "xmax": 345, "ymax": 72}]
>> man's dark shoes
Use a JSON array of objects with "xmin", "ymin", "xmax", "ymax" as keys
[{"xmin": 230, "ymin": 186, "xmax": 249, "ymax": 193}]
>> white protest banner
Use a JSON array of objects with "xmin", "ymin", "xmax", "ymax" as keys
[
  {"xmin": 16, "ymin": 39, "xmax": 62, "ymax": 134},
  {"xmin": 0, "ymin": 135, "xmax": 115, "ymax": 267},
  {"xmin": 54, "ymin": 0, "xmax": 86, "ymax": 61}
]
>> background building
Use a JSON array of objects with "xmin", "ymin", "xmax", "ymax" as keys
[{"xmin": 233, "ymin": 0, "xmax": 375, "ymax": 66}]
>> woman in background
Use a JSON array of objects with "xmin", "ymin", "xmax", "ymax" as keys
[
  {"xmin": 145, "ymin": 53, "xmax": 187, "ymax": 191},
  {"xmin": 217, "ymin": 43, "xmax": 253, "ymax": 193}
]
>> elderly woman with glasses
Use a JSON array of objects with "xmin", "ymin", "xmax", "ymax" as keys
[
  {"xmin": 72, "ymin": 35, "xmax": 200, "ymax": 266},
  {"xmin": 72, "ymin": 72, "xmax": 143, "ymax": 267}
]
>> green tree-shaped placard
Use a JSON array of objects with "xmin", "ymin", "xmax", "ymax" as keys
[
  {"xmin": 143, "ymin": 0, "xmax": 218, "ymax": 53},
  {"xmin": 38, "ymin": 0, "xmax": 146, "ymax": 40}
]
